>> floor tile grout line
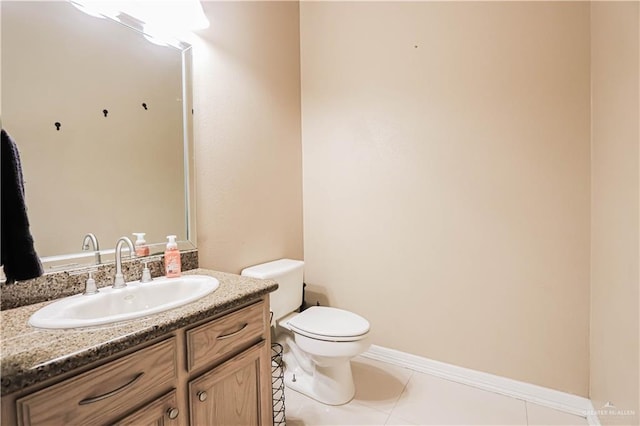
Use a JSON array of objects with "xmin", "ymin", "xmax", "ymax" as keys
[
  {"xmin": 384, "ymin": 411, "xmax": 393, "ymax": 425},
  {"xmin": 353, "ymin": 357, "xmax": 417, "ymax": 417},
  {"xmin": 386, "ymin": 412, "xmax": 419, "ymax": 426},
  {"xmin": 525, "ymin": 400, "xmax": 530, "ymax": 425},
  {"xmin": 387, "ymin": 369, "xmax": 415, "ymax": 421}
]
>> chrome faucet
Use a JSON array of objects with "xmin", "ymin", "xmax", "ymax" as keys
[
  {"xmin": 81, "ymin": 233, "xmax": 101, "ymax": 264},
  {"xmin": 113, "ymin": 236, "xmax": 135, "ymax": 289}
]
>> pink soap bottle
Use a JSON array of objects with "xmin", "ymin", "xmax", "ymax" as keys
[
  {"xmin": 133, "ymin": 233, "xmax": 150, "ymax": 257},
  {"xmin": 164, "ymin": 235, "xmax": 181, "ymax": 278}
]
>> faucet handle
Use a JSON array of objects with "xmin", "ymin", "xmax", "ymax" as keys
[
  {"xmin": 68, "ymin": 268, "xmax": 99, "ymax": 295},
  {"xmin": 139, "ymin": 256, "xmax": 163, "ymax": 283},
  {"xmin": 84, "ymin": 271, "xmax": 99, "ymax": 295}
]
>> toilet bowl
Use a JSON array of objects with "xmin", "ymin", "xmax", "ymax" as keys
[
  {"xmin": 241, "ymin": 259, "xmax": 371, "ymax": 406},
  {"xmin": 278, "ymin": 306, "xmax": 370, "ymax": 405}
]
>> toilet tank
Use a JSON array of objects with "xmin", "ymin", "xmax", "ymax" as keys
[{"xmin": 241, "ymin": 259, "xmax": 304, "ymax": 322}]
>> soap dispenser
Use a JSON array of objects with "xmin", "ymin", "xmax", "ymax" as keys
[
  {"xmin": 133, "ymin": 233, "xmax": 150, "ymax": 257},
  {"xmin": 141, "ymin": 261, "xmax": 152, "ymax": 283},
  {"xmin": 164, "ymin": 235, "xmax": 181, "ymax": 278}
]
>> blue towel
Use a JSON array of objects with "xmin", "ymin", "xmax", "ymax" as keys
[{"xmin": 1, "ymin": 128, "xmax": 43, "ymax": 282}]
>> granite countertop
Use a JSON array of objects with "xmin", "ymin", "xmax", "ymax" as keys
[{"xmin": 0, "ymin": 268, "xmax": 278, "ymax": 396}]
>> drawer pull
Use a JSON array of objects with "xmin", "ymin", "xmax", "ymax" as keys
[
  {"xmin": 197, "ymin": 391, "xmax": 208, "ymax": 402},
  {"xmin": 78, "ymin": 372, "xmax": 144, "ymax": 405},
  {"xmin": 167, "ymin": 407, "xmax": 179, "ymax": 420},
  {"xmin": 217, "ymin": 323, "xmax": 248, "ymax": 340}
]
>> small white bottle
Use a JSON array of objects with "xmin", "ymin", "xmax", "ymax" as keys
[
  {"xmin": 141, "ymin": 261, "xmax": 152, "ymax": 283},
  {"xmin": 164, "ymin": 235, "xmax": 181, "ymax": 278},
  {"xmin": 133, "ymin": 233, "xmax": 150, "ymax": 257}
]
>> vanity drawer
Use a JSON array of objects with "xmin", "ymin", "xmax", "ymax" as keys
[
  {"xmin": 186, "ymin": 300, "xmax": 265, "ymax": 372},
  {"xmin": 16, "ymin": 338, "xmax": 177, "ymax": 426}
]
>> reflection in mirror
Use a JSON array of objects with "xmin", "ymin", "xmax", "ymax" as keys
[{"xmin": 1, "ymin": 1, "xmax": 196, "ymax": 271}]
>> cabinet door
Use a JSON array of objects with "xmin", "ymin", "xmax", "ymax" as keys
[
  {"xmin": 113, "ymin": 389, "xmax": 180, "ymax": 426},
  {"xmin": 189, "ymin": 340, "xmax": 272, "ymax": 426}
]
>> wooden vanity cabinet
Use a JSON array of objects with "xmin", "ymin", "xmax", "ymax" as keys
[
  {"xmin": 188, "ymin": 341, "xmax": 272, "ymax": 426},
  {"xmin": 185, "ymin": 300, "xmax": 273, "ymax": 426},
  {"xmin": 186, "ymin": 301, "xmax": 265, "ymax": 372},
  {"xmin": 15, "ymin": 338, "xmax": 178, "ymax": 426},
  {"xmin": 3, "ymin": 297, "xmax": 273, "ymax": 426},
  {"xmin": 113, "ymin": 390, "xmax": 180, "ymax": 426}
]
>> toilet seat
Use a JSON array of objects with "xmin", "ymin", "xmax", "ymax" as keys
[{"xmin": 286, "ymin": 306, "xmax": 370, "ymax": 342}]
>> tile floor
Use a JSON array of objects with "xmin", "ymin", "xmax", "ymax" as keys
[{"xmin": 284, "ymin": 356, "xmax": 590, "ymax": 425}]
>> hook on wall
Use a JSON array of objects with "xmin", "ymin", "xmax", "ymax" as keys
[
  {"xmin": 54, "ymin": 122, "xmax": 61, "ymax": 131},
  {"xmin": 103, "ymin": 109, "xmax": 109, "ymax": 117},
  {"xmin": 142, "ymin": 103, "xmax": 148, "ymax": 110}
]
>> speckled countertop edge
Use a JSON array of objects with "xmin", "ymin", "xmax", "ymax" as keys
[{"xmin": 0, "ymin": 269, "xmax": 278, "ymax": 395}]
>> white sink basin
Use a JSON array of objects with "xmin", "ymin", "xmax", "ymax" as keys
[{"xmin": 29, "ymin": 275, "xmax": 219, "ymax": 329}]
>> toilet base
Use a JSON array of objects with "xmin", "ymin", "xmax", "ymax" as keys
[{"xmin": 283, "ymin": 354, "xmax": 355, "ymax": 406}]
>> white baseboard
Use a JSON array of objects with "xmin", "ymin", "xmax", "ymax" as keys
[{"xmin": 362, "ymin": 345, "xmax": 600, "ymax": 425}]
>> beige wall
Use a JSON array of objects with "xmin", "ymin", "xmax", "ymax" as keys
[
  {"xmin": 192, "ymin": 2, "xmax": 303, "ymax": 274},
  {"xmin": 590, "ymin": 2, "xmax": 639, "ymax": 424},
  {"xmin": 300, "ymin": 2, "xmax": 591, "ymax": 395}
]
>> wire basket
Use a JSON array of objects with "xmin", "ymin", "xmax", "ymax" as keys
[{"xmin": 272, "ymin": 343, "xmax": 286, "ymax": 426}]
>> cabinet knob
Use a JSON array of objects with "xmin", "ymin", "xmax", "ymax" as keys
[
  {"xmin": 197, "ymin": 391, "xmax": 208, "ymax": 402},
  {"xmin": 167, "ymin": 407, "xmax": 179, "ymax": 420}
]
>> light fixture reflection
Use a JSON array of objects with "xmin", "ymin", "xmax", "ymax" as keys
[
  {"xmin": 118, "ymin": 1, "xmax": 209, "ymax": 32},
  {"xmin": 69, "ymin": 1, "xmax": 119, "ymax": 19},
  {"xmin": 69, "ymin": 0, "xmax": 209, "ymax": 43}
]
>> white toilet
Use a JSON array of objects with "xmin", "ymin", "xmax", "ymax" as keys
[{"xmin": 241, "ymin": 259, "xmax": 370, "ymax": 406}]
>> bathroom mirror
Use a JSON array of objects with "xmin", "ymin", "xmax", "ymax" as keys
[{"xmin": 1, "ymin": 1, "xmax": 196, "ymax": 271}]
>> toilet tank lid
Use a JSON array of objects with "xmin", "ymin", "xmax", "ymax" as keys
[{"xmin": 240, "ymin": 259, "xmax": 304, "ymax": 279}]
